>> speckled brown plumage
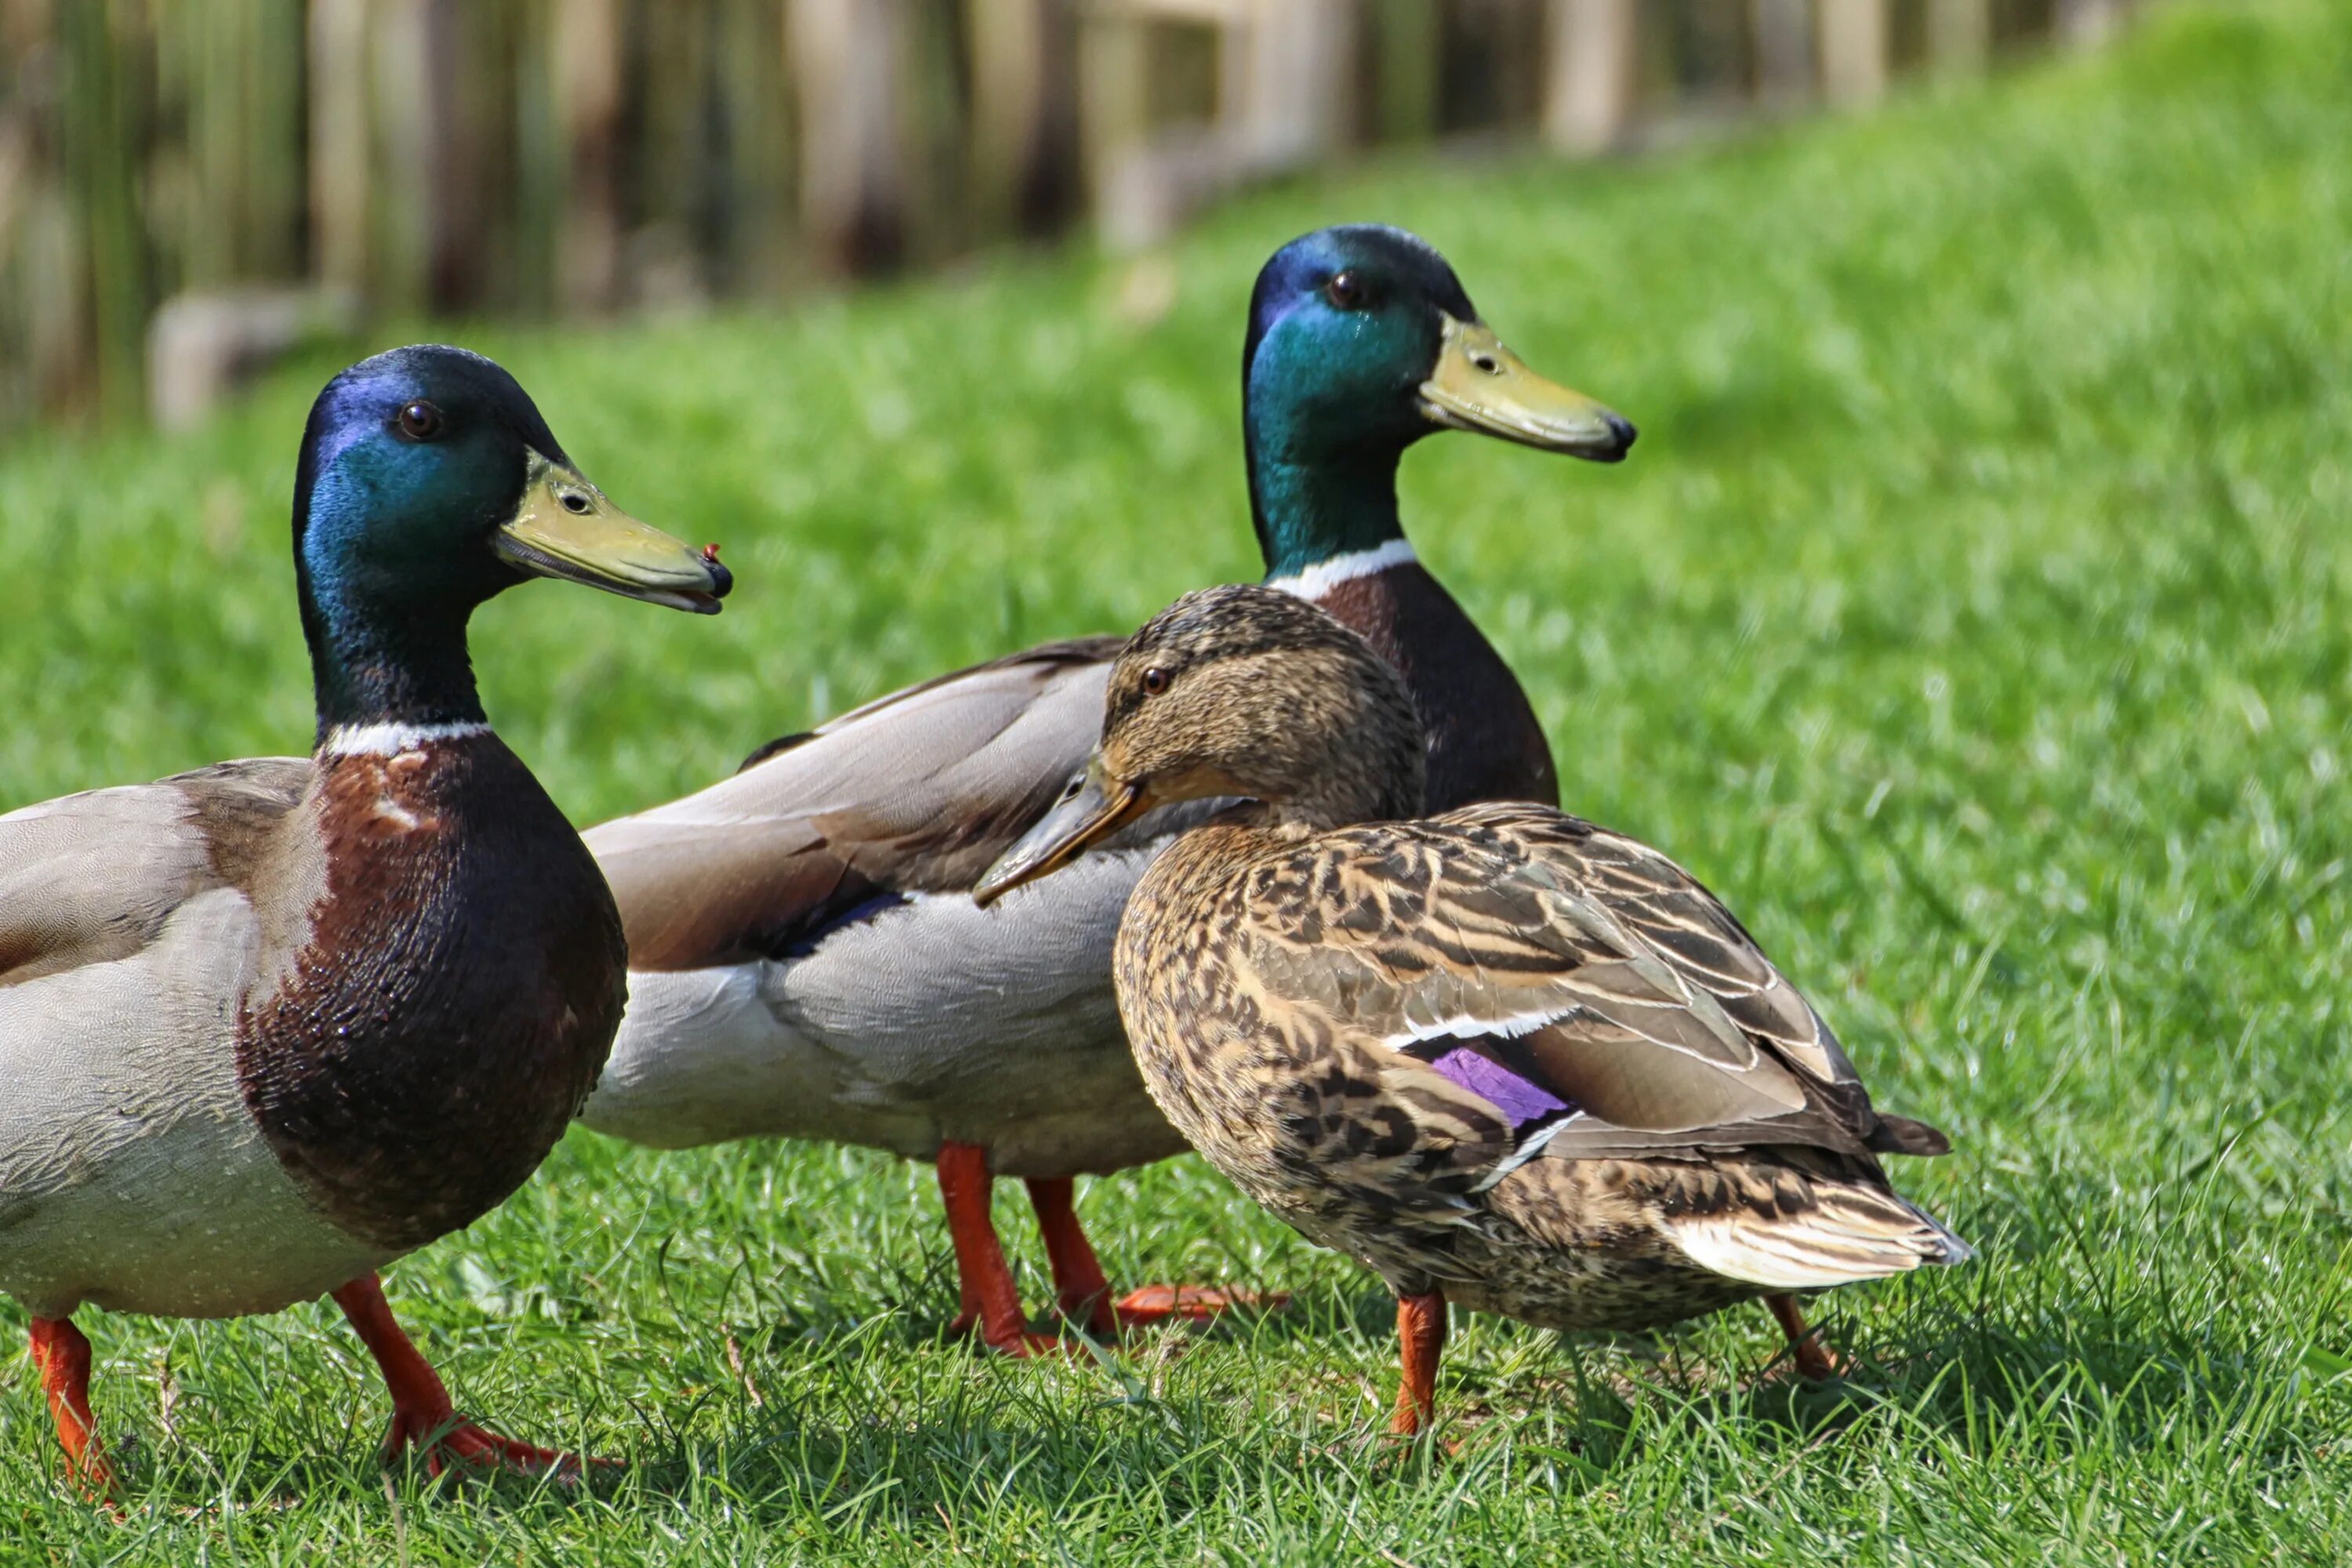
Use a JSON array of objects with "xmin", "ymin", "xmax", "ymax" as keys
[{"xmin": 985, "ymin": 585, "xmax": 1969, "ymax": 1424}]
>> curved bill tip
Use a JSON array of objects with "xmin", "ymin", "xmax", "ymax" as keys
[
  {"xmin": 973, "ymin": 762, "xmax": 1143, "ymax": 906},
  {"xmin": 1419, "ymin": 314, "xmax": 1635, "ymax": 461},
  {"xmin": 495, "ymin": 453, "xmax": 734, "ymax": 613}
]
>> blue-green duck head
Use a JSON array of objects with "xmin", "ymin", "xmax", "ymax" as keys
[
  {"xmin": 292, "ymin": 344, "xmax": 731, "ymax": 727},
  {"xmin": 1242, "ymin": 226, "xmax": 1635, "ymax": 569},
  {"xmin": 295, "ymin": 344, "xmax": 731, "ymax": 624}
]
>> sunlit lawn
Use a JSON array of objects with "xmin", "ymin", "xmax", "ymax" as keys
[{"xmin": 3, "ymin": 3, "xmax": 2350, "ymax": 1560}]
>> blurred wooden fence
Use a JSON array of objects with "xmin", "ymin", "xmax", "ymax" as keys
[{"xmin": 0, "ymin": 0, "xmax": 2131, "ymax": 432}]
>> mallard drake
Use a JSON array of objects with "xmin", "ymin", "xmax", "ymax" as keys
[
  {"xmin": 0, "ymin": 345, "xmax": 731, "ymax": 1492},
  {"xmin": 580, "ymin": 226, "xmax": 1635, "ymax": 1354},
  {"xmin": 975, "ymin": 585, "xmax": 1969, "ymax": 1432}
]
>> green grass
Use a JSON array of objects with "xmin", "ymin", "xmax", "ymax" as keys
[{"xmin": 5, "ymin": 2, "xmax": 2352, "ymax": 1559}]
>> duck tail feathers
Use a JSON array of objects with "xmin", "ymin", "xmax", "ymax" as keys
[
  {"xmin": 1867, "ymin": 1112, "xmax": 1953, "ymax": 1158},
  {"xmin": 1668, "ymin": 1181, "xmax": 1973, "ymax": 1292}
]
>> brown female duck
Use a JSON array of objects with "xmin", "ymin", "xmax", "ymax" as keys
[{"xmin": 977, "ymin": 586, "xmax": 1969, "ymax": 1432}]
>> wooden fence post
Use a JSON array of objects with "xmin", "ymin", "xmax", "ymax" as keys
[
  {"xmin": 1228, "ymin": 0, "xmax": 1352, "ymax": 174},
  {"xmin": 968, "ymin": 0, "xmax": 1080, "ymax": 237},
  {"xmin": 790, "ymin": 0, "xmax": 908, "ymax": 273},
  {"xmin": 1751, "ymin": 0, "xmax": 1813, "ymax": 104},
  {"xmin": 1369, "ymin": 0, "xmax": 1441, "ymax": 143},
  {"xmin": 1542, "ymin": 0, "xmax": 1637, "ymax": 156},
  {"xmin": 2057, "ymin": 0, "xmax": 2123, "ymax": 48},
  {"xmin": 56, "ymin": 0, "xmax": 146, "ymax": 421},
  {"xmin": 712, "ymin": 0, "xmax": 795, "ymax": 293},
  {"xmin": 308, "ymin": 0, "xmax": 370, "ymax": 299},
  {"xmin": 365, "ymin": 0, "xmax": 437, "ymax": 313},
  {"xmin": 1928, "ymin": 0, "xmax": 1991, "ymax": 76},
  {"xmin": 552, "ymin": 0, "xmax": 622, "ymax": 311},
  {"xmin": 1817, "ymin": 0, "xmax": 1888, "ymax": 108},
  {"xmin": 1076, "ymin": 2, "xmax": 1154, "ymax": 249}
]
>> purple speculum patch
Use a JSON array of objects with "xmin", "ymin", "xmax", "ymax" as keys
[{"xmin": 1423, "ymin": 1045, "xmax": 1571, "ymax": 1131}]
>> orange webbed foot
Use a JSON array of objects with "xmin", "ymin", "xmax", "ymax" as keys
[
  {"xmin": 1112, "ymin": 1284, "xmax": 1287, "ymax": 1327},
  {"xmin": 334, "ymin": 1273, "xmax": 616, "ymax": 1484},
  {"xmin": 381, "ymin": 1406, "xmax": 616, "ymax": 1481}
]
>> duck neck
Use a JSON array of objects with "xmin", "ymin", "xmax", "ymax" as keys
[
  {"xmin": 298, "ymin": 575, "xmax": 487, "ymax": 744},
  {"xmin": 1253, "ymin": 730, "xmax": 1426, "ymax": 837},
  {"xmin": 1247, "ymin": 435, "xmax": 1410, "ymax": 583}
]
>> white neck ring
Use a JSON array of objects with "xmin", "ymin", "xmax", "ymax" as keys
[
  {"xmin": 321, "ymin": 720, "xmax": 491, "ymax": 758},
  {"xmin": 1263, "ymin": 539, "xmax": 1419, "ymax": 601}
]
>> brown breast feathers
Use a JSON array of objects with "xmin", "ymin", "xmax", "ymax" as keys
[
  {"xmin": 237, "ymin": 735, "xmax": 625, "ymax": 1253},
  {"xmin": 1312, "ymin": 561, "xmax": 1559, "ymax": 812}
]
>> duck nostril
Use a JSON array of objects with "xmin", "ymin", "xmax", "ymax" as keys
[
  {"xmin": 1472, "ymin": 355, "xmax": 1500, "ymax": 375},
  {"xmin": 561, "ymin": 492, "xmax": 591, "ymax": 515}
]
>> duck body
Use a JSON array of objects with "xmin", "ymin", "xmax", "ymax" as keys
[
  {"xmin": 583, "ymin": 550, "xmax": 1541, "ymax": 1174},
  {"xmin": 585, "ymin": 637, "xmax": 1190, "ymax": 1175},
  {"xmin": 0, "ymin": 735, "xmax": 622, "ymax": 1323},
  {"xmin": 1112, "ymin": 804, "xmax": 1962, "ymax": 1341},
  {"xmin": 976, "ymin": 585, "xmax": 1968, "ymax": 1428},
  {"xmin": 1, "ymin": 344, "xmax": 731, "ymax": 1491}
]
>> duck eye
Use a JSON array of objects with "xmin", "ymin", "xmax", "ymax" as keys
[
  {"xmin": 1324, "ymin": 270, "xmax": 1369, "ymax": 310},
  {"xmin": 395, "ymin": 401, "xmax": 444, "ymax": 441},
  {"xmin": 1140, "ymin": 668, "xmax": 1171, "ymax": 696}
]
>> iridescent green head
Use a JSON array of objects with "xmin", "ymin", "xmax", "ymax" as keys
[
  {"xmin": 292, "ymin": 345, "xmax": 731, "ymax": 734},
  {"xmin": 1242, "ymin": 225, "xmax": 1635, "ymax": 579}
]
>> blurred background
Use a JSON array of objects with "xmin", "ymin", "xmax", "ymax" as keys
[{"xmin": 0, "ymin": 0, "xmax": 2134, "ymax": 435}]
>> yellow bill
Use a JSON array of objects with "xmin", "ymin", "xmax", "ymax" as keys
[
  {"xmin": 496, "ymin": 452, "xmax": 732, "ymax": 614},
  {"xmin": 1419, "ymin": 314, "xmax": 1635, "ymax": 460}
]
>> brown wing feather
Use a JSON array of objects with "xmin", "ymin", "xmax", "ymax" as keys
[
  {"xmin": 588, "ymin": 637, "xmax": 1133, "ymax": 971},
  {"xmin": 0, "ymin": 757, "xmax": 310, "ymax": 989},
  {"xmin": 1228, "ymin": 802, "xmax": 1944, "ymax": 1166}
]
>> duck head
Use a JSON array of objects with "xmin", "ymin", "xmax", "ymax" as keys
[
  {"xmin": 1243, "ymin": 225, "xmax": 1635, "ymax": 579},
  {"xmin": 975, "ymin": 585, "xmax": 1423, "ymax": 903},
  {"xmin": 293, "ymin": 344, "xmax": 731, "ymax": 732}
]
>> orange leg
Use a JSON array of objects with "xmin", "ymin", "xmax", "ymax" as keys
[
  {"xmin": 1766, "ymin": 1293, "xmax": 1844, "ymax": 1381},
  {"xmin": 332, "ymin": 1273, "xmax": 613, "ymax": 1479},
  {"xmin": 1391, "ymin": 1290, "xmax": 1447, "ymax": 1436},
  {"xmin": 1024, "ymin": 1176, "xmax": 1274, "ymax": 1334},
  {"xmin": 935, "ymin": 1143, "xmax": 1068, "ymax": 1357},
  {"xmin": 29, "ymin": 1317, "xmax": 116, "ymax": 1497},
  {"xmin": 1024, "ymin": 1177, "xmax": 1120, "ymax": 1338}
]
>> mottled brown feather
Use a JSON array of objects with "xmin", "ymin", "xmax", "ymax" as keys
[{"xmin": 1087, "ymin": 586, "xmax": 1965, "ymax": 1334}]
